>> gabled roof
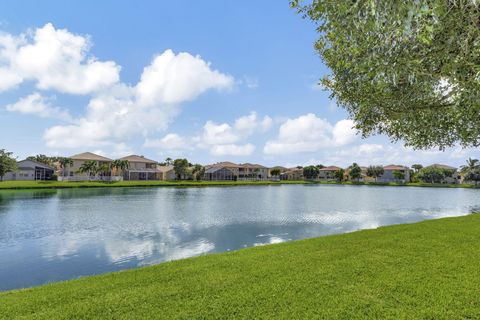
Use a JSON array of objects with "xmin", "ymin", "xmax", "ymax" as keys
[
  {"xmin": 206, "ymin": 162, "xmax": 268, "ymax": 169},
  {"xmin": 240, "ymin": 163, "xmax": 268, "ymax": 169},
  {"xmin": 427, "ymin": 164, "xmax": 457, "ymax": 170},
  {"xmin": 383, "ymin": 164, "xmax": 407, "ymax": 170},
  {"xmin": 157, "ymin": 165, "xmax": 174, "ymax": 173},
  {"xmin": 120, "ymin": 155, "xmax": 157, "ymax": 164},
  {"xmin": 205, "ymin": 166, "xmax": 234, "ymax": 174},
  {"xmin": 70, "ymin": 152, "xmax": 112, "ymax": 162},
  {"xmin": 319, "ymin": 166, "xmax": 342, "ymax": 171},
  {"xmin": 17, "ymin": 159, "xmax": 55, "ymax": 170}
]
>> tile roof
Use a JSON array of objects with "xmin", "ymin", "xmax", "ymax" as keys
[
  {"xmin": 120, "ymin": 155, "xmax": 157, "ymax": 164},
  {"xmin": 157, "ymin": 165, "xmax": 174, "ymax": 173},
  {"xmin": 383, "ymin": 165, "xmax": 407, "ymax": 170},
  {"xmin": 17, "ymin": 159, "xmax": 55, "ymax": 170},
  {"xmin": 70, "ymin": 152, "xmax": 112, "ymax": 162},
  {"xmin": 319, "ymin": 166, "xmax": 343, "ymax": 171}
]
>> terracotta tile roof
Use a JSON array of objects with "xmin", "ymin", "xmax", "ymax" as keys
[
  {"xmin": 120, "ymin": 155, "xmax": 157, "ymax": 164},
  {"xmin": 319, "ymin": 166, "xmax": 343, "ymax": 171},
  {"xmin": 70, "ymin": 152, "xmax": 112, "ymax": 162},
  {"xmin": 383, "ymin": 165, "xmax": 407, "ymax": 170}
]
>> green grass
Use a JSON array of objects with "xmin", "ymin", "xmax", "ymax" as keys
[
  {"xmin": 1, "ymin": 214, "xmax": 480, "ymax": 319},
  {"xmin": 0, "ymin": 179, "xmax": 478, "ymax": 190}
]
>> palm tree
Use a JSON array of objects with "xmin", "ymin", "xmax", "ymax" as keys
[
  {"xmin": 460, "ymin": 158, "xmax": 480, "ymax": 184},
  {"xmin": 58, "ymin": 157, "xmax": 74, "ymax": 177},
  {"xmin": 77, "ymin": 160, "xmax": 98, "ymax": 178},
  {"xmin": 111, "ymin": 160, "xmax": 129, "ymax": 177}
]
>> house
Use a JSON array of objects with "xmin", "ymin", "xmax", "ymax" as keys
[
  {"xmin": 203, "ymin": 162, "xmax": 269, "ymax": 181},
  {"xmin": 425, "ymin": 164, "xmax": 459, "ymax": 184},
  {"xmin": 378, "ymin": 165, "xmax": 411, "ymax": 183},
  {"xmin": 157, "ymin": 165, "xmax": 176, "ymax": 180},
  {"xmin": 4, "ymin": 159, "xmax": 54, "ymax": 181},
  {"xmin": 280, "ymin": 168, "xmax": 303, "ymax": 180},
  {"xmin": 204, "ymin": 166, "xmax": 235, "ymax": 181},
  {"xmin": 61, "ymin": 152, "xmax": 114, "ymax": 181},
  {"xmin": 318, "ymin": 166, "xmax": 343, "ymax": 180},
  {"xmin": 120, "ymin": 155, "xmax": 161, "ymax": 180}
]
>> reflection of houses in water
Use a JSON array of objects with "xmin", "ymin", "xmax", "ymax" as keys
[{"xmin": 0, "ymin": 190, "xmax": 57, "ymax": 213}]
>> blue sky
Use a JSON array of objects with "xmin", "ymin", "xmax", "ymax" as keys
[{"xmin": 0, "ymin": 0, "xmax": 478, "ymax": 167}]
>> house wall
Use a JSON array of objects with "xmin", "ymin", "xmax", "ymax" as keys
[
  {"xmin": 63, "ymin": 160, "xmax": 112, "ymax": 177},
  {"xmin": 378, "ymin": 169, "xmax": 411, "ymax": 183},
  {"xmin": 3, "ymin": 169, "xmax": 35, "ymax": 181},
  {"xmin": 318, "ymin": 170, "xmax": 337, "ymax": 180}
]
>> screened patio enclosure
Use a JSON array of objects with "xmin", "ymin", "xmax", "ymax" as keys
[{"xmin": 204, "ymin": 167, "xmax": 235, "ymax": 181}]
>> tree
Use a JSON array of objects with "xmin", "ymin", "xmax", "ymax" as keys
[
  {"xmin": 303, "ymin": 165, "xmax": 320, "ymax": 180},
  {"xmin": 460, "ymin": 158, "xmax": 480, "ymax": 185},
  {"xmin": 393, "ymin": 170, "xmax": 405, "ymax": 182},
  {"xmin": 165, "ymin": 158, "xmax": 173, "ymax": 166},
  {"xmin": 58, "ymin": 157, "xmax": 73, "ymax": 177},
  {"xmin": 26, "ymin": 154, "xmax": 54, "ymax": 166},
  {"xmin": 411, "ymin": 164, "xmax": 423, "ymax": 173},
  {"xmin": 111, "ymin": 160, "xmax": 129, "ymax": 176},
  {"xmin": 173, "ymin": 158, "xmax": 189, "ymax": 180},
  {"xmin": 78, "ymin": 160, "xmax": 98, "ymax": 177},
  {"xmin": 366, "ymin": 166, "xmax": 384, "ymax": 182},
  {"xmin": 0, "ymin": 149, "xmax": 17, "ymax": 181},
  {"xmin": 270, "ymin": 168, "xmax": 281, "ymax": 177},
  {"xmin": 418, "ymin": 167, "xmax": 447, "ymax": 183},
  {"xmin": 334, "ymin": 169, "xmax": 345, "ymax": 182},
  {"xmin": 191, "ymin": 164, "xmax": 205, "ymax": 181},
  {"xmin": 292, "ymin": 1, "xmax": 480, "ymax": 149},
  {"xmin": 348, "ymin": 163, "xmax": 362, "ymax": 181},
  {"xmin": 97, "ymin": 163, "xmax": 111, "ymax": 176}
]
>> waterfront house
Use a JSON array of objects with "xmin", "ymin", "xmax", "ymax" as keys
[
  {"xmin": 203, "ymin": 162, "xmax": 269, "ymax": 181},
  {"xmin": 120, "ymin": 155, "xmax": 161, "ymax": 180},
  {"xmin": 61, "ymin": 152, "xmax": 115, "ymax": 181},
  {"xmin": 378, "ymin": 165, "xmax": 411, "ymax": 183},
  {"xmin": 157, "ymin": 165, "xmax": 176, "ymax": 180},
  {"xmin": 279, "ymin": 168, "xmax": 304, "ymax": 180},
  {"xmin": 318, "ymin": 166, "xmax": 343, "ymax": 181},
  {"xmin": 4, "ymin": 159, "xmax": 54, "ymax": 181}
]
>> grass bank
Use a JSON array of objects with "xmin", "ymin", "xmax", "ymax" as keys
[
  {"xmin": 0, "ymin": 179, "xmax": 478, "ymax": 190},
  {"xmin": 1, "ymin": 214, "xmax": 480, "ymax": 319}
]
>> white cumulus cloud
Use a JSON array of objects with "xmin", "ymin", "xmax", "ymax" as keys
[
  {"xmin": 43, "ymin": 50, "xmax": 234, "ymax": 148},
  {"xmin": 6, "ymin": 92, "xmax": 71, "ymax": 121},
  {"xmin": 210, "ymin": 143, "xmax": 256, "ymax": 156},
  {"xmin": 263, "ymin": 113, "xmax": 358, "ymax": 155},
  {"xmin": 0, "ymin": 23, "xmax": 120, "ymax": 94}
]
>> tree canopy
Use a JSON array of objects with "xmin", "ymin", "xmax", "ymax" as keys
[
  {"xmin": 348, "ymin": 163, "xmax": 362, "ymax": 181},
  {"xmin": 292, "ymin": 0, "xmax": 480, "ymax": 149},
  {"xmin": 303, "ymin": 165, "xmax": 320, "ymax": 179},
  {"xmin": 0, "ymin": 149, "xmax": 17, "ymax": 181}
]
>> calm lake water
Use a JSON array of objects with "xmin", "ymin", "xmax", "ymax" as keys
[{"xmin": 1, "ymin": 184, "xmax": 479, "ymax": 291}]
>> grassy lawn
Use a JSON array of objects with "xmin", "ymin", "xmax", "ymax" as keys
[
  {"xmin": 1, "ymin": 214, "xmax": 479, "ymax": 319},
  {"xmin": 0, "ymin": 179, "xmax": 478, "ymax": 190}
]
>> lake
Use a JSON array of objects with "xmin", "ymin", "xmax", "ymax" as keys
[{"xmin": 1, "ymin": 184, "xmax": 479, "ymax": 291}]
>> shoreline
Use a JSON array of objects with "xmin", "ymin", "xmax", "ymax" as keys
[
  {"xmin": 0, "ymin": 179, "xmax": 478, "ymax": 191},
  {"xmin": 1, "ymin": 214, "xmax": 479, "ymax": 318}
]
